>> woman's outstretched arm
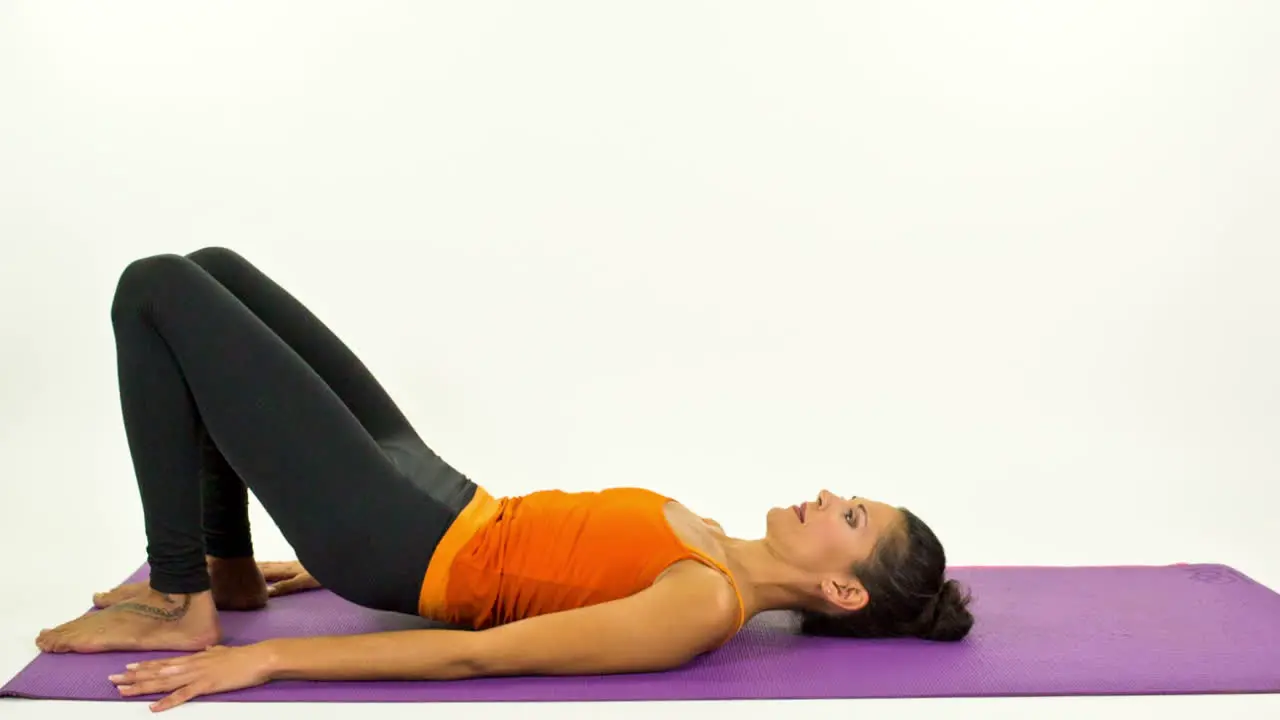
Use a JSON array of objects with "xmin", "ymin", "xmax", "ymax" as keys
[
  {"xmin": 111, "ymin": 564, "xmax": 740, "ymax": 711},
  {"xmin": 273, "ymin": 563, "xmax": 737, "ymax": 679}
]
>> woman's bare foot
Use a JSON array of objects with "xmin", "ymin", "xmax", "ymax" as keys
[
  {"xmin": 93, "ymin": 557, "xmax": 268, "ymax": 612},
  {"xmin": 207, "ymin": 556, "xmax": 268, "ymax": 611},
  {"xmin": 37, "ymin": 589, "xmax": 220, "ymax": 653}
]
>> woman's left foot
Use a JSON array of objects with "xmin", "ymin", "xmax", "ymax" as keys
[
  {"xmin": 36, "ymin": 589, "xmax": 220, "ymax": 653},
  {"xmin": 208, "ymin": 556, "xmax": 269, "ymax": 611}
]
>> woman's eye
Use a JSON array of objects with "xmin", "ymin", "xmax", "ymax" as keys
[{"xmin": 846, "ymin": 509, "xmax": 857, "ymax": 528}]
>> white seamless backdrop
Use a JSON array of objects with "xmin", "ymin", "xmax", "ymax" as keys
[{"xmin": 2, "ymin": 2, "xmax": 1278, "ymax": 719}]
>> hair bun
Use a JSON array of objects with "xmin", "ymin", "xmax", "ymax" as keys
[{"xmin": 918, "ymin": 579, "xmax": 974, "ymax": 642}]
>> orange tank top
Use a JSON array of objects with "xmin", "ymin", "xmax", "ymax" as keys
[{"xmin": 417, "ymin": 486, "xmax": 746, "ymax": 637}]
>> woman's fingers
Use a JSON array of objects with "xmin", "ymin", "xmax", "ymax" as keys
[
  {"xmin": 116, "ymin": 657, "xmax": 185, "ymax": 678},
  {"xmin": 114, "ymin": 672, "xmax": 192, "ymax": 697},
  {"xmin": 111, "ymin": 648, "xmax": 221, "ymax": 686},
  {"xmin": 112, "ymin": 661, "xmax": 190, "ymax": 686},
  {"xmin": 151, "ymin": 683, "xmax": 207, "ymax": 712},
  {"xmin": 257, "ymin": 561, "xmax": 301, "ymax": 581},
  {"xmin": 134, "ymin": 654, "xmax": 192, "ymax": 668},
  {"xmin": 107, "ymin": 645, "xmax": 253, "ymax": 711},
  {"xmin": 266, "ymin": 574, "xmax": 316, "ymax": 596}
]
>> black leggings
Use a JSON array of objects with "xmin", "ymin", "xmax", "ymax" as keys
[{"xmin": 109, "ymin": 247, "xmax": 477, "ymax": 615}]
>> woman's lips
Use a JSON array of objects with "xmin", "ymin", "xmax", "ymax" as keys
[{"xmin": 793, "ymin": 504, "xmax": 805, "ymax": 523}]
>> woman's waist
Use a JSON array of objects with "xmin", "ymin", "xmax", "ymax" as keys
[{"xmin": 416, "ymin": 484, "xmax": 504, "ymax": 620}]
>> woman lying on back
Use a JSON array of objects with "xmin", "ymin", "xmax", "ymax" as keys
[{"xmin": 34, "ymin": 247, "xmax": 973, "ymax": 711}]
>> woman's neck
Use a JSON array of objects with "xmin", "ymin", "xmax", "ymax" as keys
[{"xmin": 718, "ymin": 535, "xmax": 817, "ymax": 618}]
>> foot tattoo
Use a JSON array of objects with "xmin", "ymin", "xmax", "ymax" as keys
[{"xmin": 106, "ymin": 594, "xmax": 192, "ymax": 621}]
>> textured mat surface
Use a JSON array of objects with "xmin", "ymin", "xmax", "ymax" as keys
[{"xmin": 4, "ymin": 563, "xmax": 1280, "ymax": 703}]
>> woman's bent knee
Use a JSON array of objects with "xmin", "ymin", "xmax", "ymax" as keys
[
  {"xmin": 110, "ymin": 254, "xmax": 198, "ymax": 321},
  {"xmin": 186, "ymin": 246, "xmax": 245, "ymax": 272}
]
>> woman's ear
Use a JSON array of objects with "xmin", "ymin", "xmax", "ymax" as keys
[{"xmin": 820, "ymin": 576, "xmax": 869, "ymax": 613}]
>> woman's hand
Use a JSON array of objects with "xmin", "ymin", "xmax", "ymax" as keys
[
  {"xmin": 109, "ymin": 643, "xmax": 276, "ymax": 711},
  {"xmin": 257, "ymin": 560, "xmax": 321, "ymax": 597}
]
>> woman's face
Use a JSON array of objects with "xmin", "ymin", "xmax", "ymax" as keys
[{"xmin": 765, "ymin": 489, "xmax": 904, "ymax": 611}]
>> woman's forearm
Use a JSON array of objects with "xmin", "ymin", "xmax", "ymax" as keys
[{"xmin": 262, "ymin": 629, "xmax": 485, "ymax": 682}]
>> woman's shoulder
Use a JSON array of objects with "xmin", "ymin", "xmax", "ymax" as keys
[
  {"xmin": 652, "ymin": 560, "xmax": 745, "ymax": 640},
  {"xmin": 468, "ymin": 554, "xmax": 743, "ymax": 678}
]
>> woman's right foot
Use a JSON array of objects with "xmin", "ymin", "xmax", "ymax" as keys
[
  {"xmin": 93, "ymin": 557, "xmax": 268, "ymax": 612},
  {"xmin": 40, "ymin": 588, "xmax": 220, "ymax": 653}
]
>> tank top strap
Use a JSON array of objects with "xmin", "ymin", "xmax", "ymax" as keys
[
  {"xmin": 681, "ymin": 544, "xmax": 748, "ymax": 644},
  {"xmin": 649, "ymin": 492, "xmax": 748, "ymax": 645}
]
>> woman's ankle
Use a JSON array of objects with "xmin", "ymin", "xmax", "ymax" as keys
[
  {"xmin": 206, "ymin": 556, "xmax": 269, "ymax": 611},
  {"xmin": 206, "ymin": 554, "xmax": 257, "ymax": 567}
]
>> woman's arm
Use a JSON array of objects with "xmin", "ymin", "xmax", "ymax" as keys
[
  {"xmin": 112, "ymin": 564, "xmax": 740, "ymax": 710},
  {"xmin": 469, "ymin": 563, "xmax": 738, "ymax": 676},
  {"xmin": 265, "ymin": 563, "xmax": 738, "ymax": 680},
  {"xmin": 263, "ymin": 628, "xmax": 483, "ymax": 681}
]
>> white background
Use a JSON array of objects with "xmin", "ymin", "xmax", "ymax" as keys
[{"xmin": 2, "ymin": 1, "xmax": 1278, "ymax": 718}]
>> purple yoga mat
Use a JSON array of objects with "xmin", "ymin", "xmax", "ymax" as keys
[{"xmin": 4, "ymin": 563, "xmax": 1279, "ymax": 703}]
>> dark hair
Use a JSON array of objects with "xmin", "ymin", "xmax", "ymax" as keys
[{"xmin": 798, "ymin": 508, "xmax": 974, "ymax": 642}]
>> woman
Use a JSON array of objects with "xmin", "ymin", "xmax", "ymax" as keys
[{"xmin": 35, "ymin": 247, "xmax": 973, "ymax": 711}]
